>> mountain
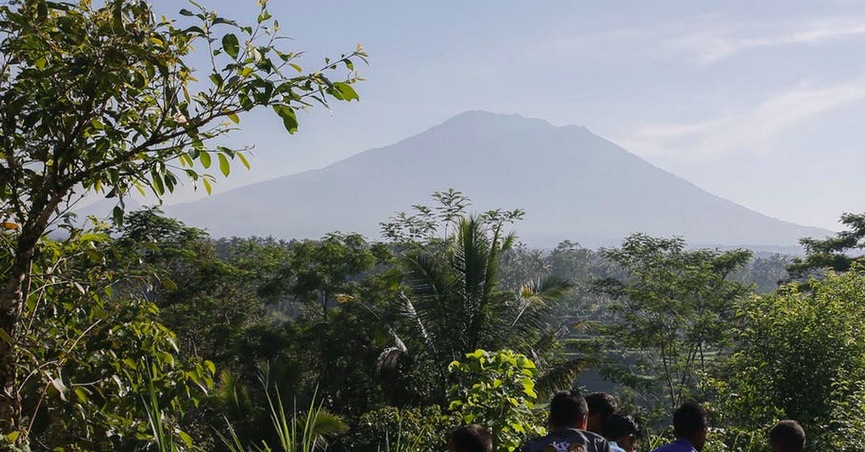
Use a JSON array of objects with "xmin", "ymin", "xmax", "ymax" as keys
[{"xmin": 163, "ymin": 111, "xmax": 829, "ymax": 248}]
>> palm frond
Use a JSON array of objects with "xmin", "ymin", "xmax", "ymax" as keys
[{"xmin": 536, "ymin": 358, "xmax": 587, "ymax": 396}]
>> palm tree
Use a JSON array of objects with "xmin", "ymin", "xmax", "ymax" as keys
[{"xmin": 381, "ymin": 215, "xmax": 576, "ymax": 398}]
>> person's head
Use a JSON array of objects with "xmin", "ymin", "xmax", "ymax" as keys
[
  {"xmin": 673, "ymin": 402, "xmax": 708, "ymax": 451},
  {"xmin": 549, "ymin": 390, "xmax": 589, "ymax": 430},
  {"xmin": 585, "ymin": 392, "xmax": 618, "ymax": 434},
  {"xmin": 769, "ymin": 420, "xmax": 805, "ymax": 452},
  {"xmin": 447, "ymin": 425, "xmax": 493, "ymax": 452},
  {"xmin": 602, "ymin": 412, "xmax": 642, "ymax": 452}
]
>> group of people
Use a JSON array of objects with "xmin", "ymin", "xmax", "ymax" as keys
[{"xmin": 447, "ymin": 391, "xmax": 807, "ymax": 452}]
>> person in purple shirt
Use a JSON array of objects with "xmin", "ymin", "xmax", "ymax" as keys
[{"xmin": 650, "ymin": 402, "xmax": 707, "ymax": 452}]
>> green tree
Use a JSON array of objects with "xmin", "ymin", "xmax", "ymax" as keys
[
  {"xmin": 7, "ymin": 225, "xmax": 214, "ymax": 450},
  {"xmin": 593, "ymin": 234, "xmax": 752, "ymax": 414},
  {"xmin": 380, "ymin": 192, "xmax": 575, "ymax": 402},
  {"xmin": 113, "ymin": 209, "xmax": 271, "ymax": 369},
  {"xmin": 787, "ymin": 211, "xmax": 865, "ymax": 280},
  {"xmin": 708, "ymin": 269, "xmax": 865, "ymax": 450},
  {"xmin": 733, "ymin": 253, "xmax": 789, "ymax": 293},
  {"xmin": 0, "ymin": 0, "xmax": 365, "ymax": 437},
  {"xmin": 285, "ymin": 233, "xmax": 391, "ymax": 320}
]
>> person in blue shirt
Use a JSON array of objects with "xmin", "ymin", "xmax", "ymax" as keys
[
  {"xmin": 602, "ymin": 412, "xmax": 641, "ymax": 452},
  {"xmin": 650, "ymin": 402, "xmax": 707, "ymax": 452}
]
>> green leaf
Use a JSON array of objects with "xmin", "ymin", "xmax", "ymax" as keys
[
  {"xmin": 202, "ymin": 178, "xmax": 212, "ymax": 195},
  {"xmin": 74, "ymin": 387, "xmax": 89, "ymax": 402},
  {"xmin": 112, "ymin": 206, "xmax": 124, "ymax": 225},
  {"xmin": 152, "ymin": 173, "xmax": 164, "ymax": 196},
  {"xmin": 227, "ymin": 112, "xmax": 240, "ymax": 124},
  {"xmin": 237, "ymin": 152, "xmax": 251, "ymax": 170},
  {"xmin": 218, "ymin": 153, "xmax": 230, "ymax": 177},
  {"xmin": 222, "ymin": 33, "xmax": 240, "ymax": 59},
  {"xmin": 273, "ymin": 105, "xmax": 298, "ymax": 134},
  {"xmin": 333, "ymin": 82, "xmax": 360, "ymax": 102},
  {"xmin": 199, "ymin": 151, "xmax": 212, "ymax": 169},
  {"xmin": 178, "ymin": 430, "xmax": 194, "ymax": 447},
  {"xmin": 162, "ymin": 277, "xmax": 177, "ymax": 291}
]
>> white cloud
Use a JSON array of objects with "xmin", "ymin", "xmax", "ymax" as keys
[
  {"xmin": 671, "ymin": 17, "xmax": 865, "ymax": 64},
  {"xmin": 543, "ymin": 15, "xmax": 865, "ymax": 65},
  {"xmin": 617, "ymin": 79, "xmax": 865, "ymax": 159}
]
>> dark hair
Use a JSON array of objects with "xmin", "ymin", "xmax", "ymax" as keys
[
  {"xmin": 549, "ymin": 390, "xmax": 588, "ymax": 428},
  {"xmin": 769, "ymin": 420, "xmax": 805, "ymax": 452},
  {"xmin": 586, "ymin": 392, "xmax": 618, "ymax": 422},
  {"xmin": 448, "ymin": 425, "xmax": 493, "ymax": 452},
  {"xmin": 673, "ymin": 402, "xmax": 707, "ymax": 440},
  {"xmin": 602, "ymin": 412, "xmax": 642, "ymax": 442}
]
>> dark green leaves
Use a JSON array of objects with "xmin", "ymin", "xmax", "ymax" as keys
[
  {"xmin": 222, "ymin": 33, "xmax": 240, "ymax": 59},
  {"xmin": 272, "ymin": 104, "xmax": 298, "ymax": 133},
  {"xmin": 331, "ymin": 82, "xmax": 360, "ymax": 102}
]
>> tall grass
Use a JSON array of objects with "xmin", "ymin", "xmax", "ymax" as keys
[
  {"xmin": 142, "ymin": 367, "xmax": 194, "ymax": 452},
  {"xmin": 376, "ymin": 424, "xmax": 423, "ymax": 452},
  {"xmin": 218, "ymin": 372, "xmax": 346, "ymax": 452}
]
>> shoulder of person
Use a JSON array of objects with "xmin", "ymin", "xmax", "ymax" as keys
[
  {"xmin": 523, "ymin": 429, "xmax": 591, "ymax": 451},
  {"xmin": 583, "ymin": 430, "xmax": 612, "ymax": 444}
]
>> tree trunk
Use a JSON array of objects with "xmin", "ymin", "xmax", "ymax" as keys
[
  {"xmin": 0, "ymin": 310, "xmax": 21, "ymax": 439},
  {"xmin": 0, "ymin": 248, "xmax": 30, "ymax": 440},
  {"xmin": 0, "ymin": 195, "xmax": 61, "ymax": 442}
]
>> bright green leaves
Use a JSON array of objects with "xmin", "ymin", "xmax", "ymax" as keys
[
  {"xmin": 237, "ymin": 152, "xmax": 251, "ymax": 170},
  {"xmin": 218, "ymin": 153, "xmax": 230, "ymax": 177},
  {"xmin": 199, "ymin": 151, "xmax": 212, "ymax": 169},
  {"xmin": 448, "ymin": 349, "xmax": 545, "ymax": 452},
  {"xmin": 709, "ymin": 269, "xmax": 865, "ymax": 449}
]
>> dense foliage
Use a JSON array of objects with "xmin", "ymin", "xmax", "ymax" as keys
[
  {"xmin": 2, "ymin": 192, "xmax": 857, "ymax": 451},
  {"xmin": 709, "ymin": 269, "xmax": 865, "ymax": 451}
]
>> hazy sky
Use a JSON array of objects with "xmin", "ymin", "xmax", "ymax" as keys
[{"xmin": 148, "ymin": 0, "xmax": 865, "ymax": 230}]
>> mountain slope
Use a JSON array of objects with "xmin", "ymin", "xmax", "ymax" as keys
[{"xmin": 165, "ymin": 111, "xmax": 828, "ymax": 248}]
